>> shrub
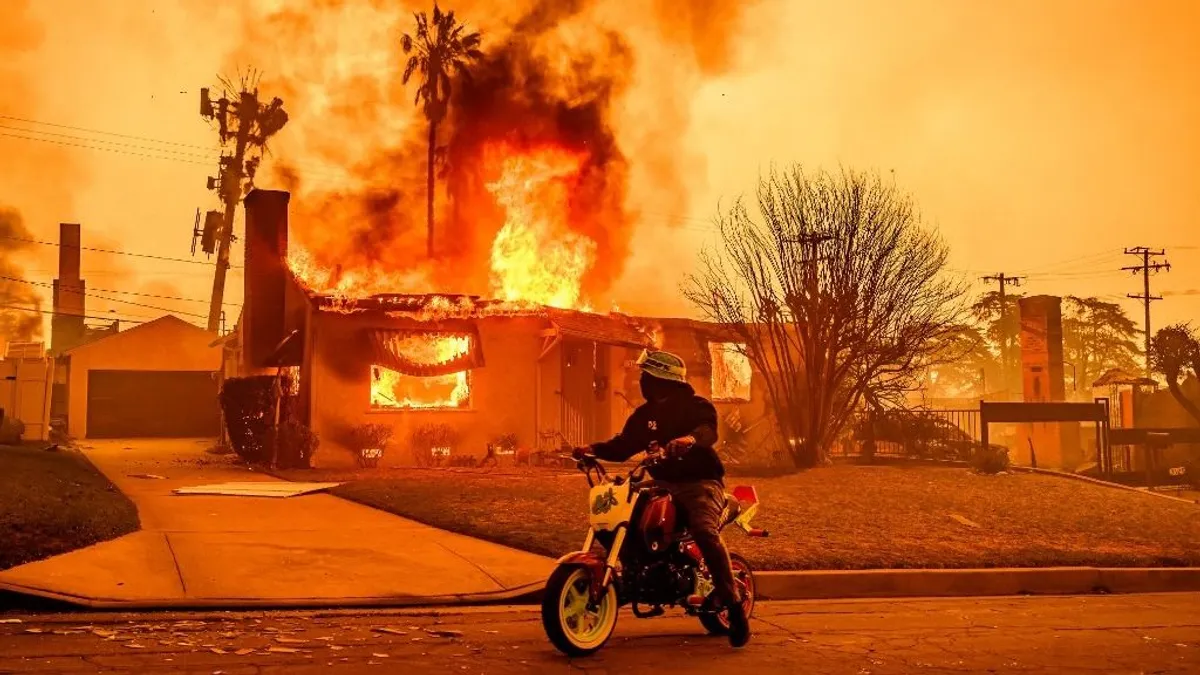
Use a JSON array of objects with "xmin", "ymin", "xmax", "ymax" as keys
[
  {"xmin": 0, "ymin": 416, "xmax": 25, "ymax": 445},
  {"xmin": 971, "ymin": 444, "xmax": 1011, "ymax": 475},
  {"xmin": 273, "ymin": 420, "xmax": 319, "ymax": 469},
  {"xmin": 218, "ymin": 375, "xmax": 296, "ymax": 465},
  {"xmin": 411, "ymin": 423, "xmax": 459, "ymax": 467},
  {"xmin": 348, "ymin": 423, "xmax": 394, "ymax": 469}
]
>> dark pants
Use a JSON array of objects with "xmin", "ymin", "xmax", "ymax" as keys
[{"xmin": 663, "ymin": 480, "xmax": 739, "ymax": 607}]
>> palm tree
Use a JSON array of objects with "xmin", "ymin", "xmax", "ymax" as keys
[{"xmin": 401, "ymin": 3, "xmax": 483, "ymax": 257}]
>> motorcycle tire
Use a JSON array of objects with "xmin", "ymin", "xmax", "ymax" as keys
[
  {"xmin": 541, "ymin": 563, "xmax": 620, "ymax": 657},
  {"xmin": 699, "ymin": 553, "xmax": 756, "ymax": 635}
]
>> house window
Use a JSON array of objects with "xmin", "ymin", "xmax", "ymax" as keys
[
  {"xmin": 369, "ymin": 333, "xmax": 473, "ymax": 410},
  {"xmin": 709, "ymin": 342, "xmax": 751, "ymax": 402}
]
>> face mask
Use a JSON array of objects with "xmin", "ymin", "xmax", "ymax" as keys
[{"xmin": 640, "ymin": 373, "xmax": 671, "ymax": 402}]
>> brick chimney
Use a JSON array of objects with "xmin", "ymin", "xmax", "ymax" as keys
[
  {"xmin": 242, "ymin": 189, "xmax": 291, "ymax": 369},
  {"xmin": 51, "ymin": 223, "xmax": 86, "ymax": 355}
]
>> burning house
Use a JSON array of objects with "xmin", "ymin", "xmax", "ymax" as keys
[{"xmin": 230, "ymin": 190, "xmax": 773, "ymax": 467}]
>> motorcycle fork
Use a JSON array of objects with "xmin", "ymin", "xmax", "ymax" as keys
[{"xmin": 594, "ymin": 526, "xmax": 627, "ymax": 601}]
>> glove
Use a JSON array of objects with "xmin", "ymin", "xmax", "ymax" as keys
[
  {"xmin": 572, "ymin": 446, "xmax": 592, "ymax": 460},
  {"xmin": 665, "ymin": 435, "xmax": 696, "ymax": 458}
]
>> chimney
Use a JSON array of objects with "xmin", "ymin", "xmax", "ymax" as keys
[
  {"xmin": 51, "ymin": 223, "xmax": 86, "ymax": 355},
  {"xmin": 243, "ymin": 189, "xmax": 291, "ymax": 369}
]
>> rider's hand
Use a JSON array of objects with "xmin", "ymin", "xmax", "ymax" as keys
[
  {"xmin": 665, "ymin": 435, "xmax": 696, "ymax": 458},
  {"xmin": 571, "ymin": 446, "xmax": 592, "ymax": 461}
]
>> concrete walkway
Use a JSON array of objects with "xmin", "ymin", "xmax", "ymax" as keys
[{"xmin": 0, "ymin": 440, "xmax": 555, "ymax": 609}]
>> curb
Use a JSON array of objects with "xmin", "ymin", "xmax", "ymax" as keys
[
  {"xmin": 754, "ymin": 567, "xmax": 1200, "ymax": 600},
  {"xmin": 0, "ymin": 580, "xmax": 544, "ymax": 612},
  {"xmin": 6, "ymin": 567, "xmax": 1200, "ymax": 611},
  {"xmin": 1012, "ymin": 466, "xmax": 1199, "ymax": 504}
]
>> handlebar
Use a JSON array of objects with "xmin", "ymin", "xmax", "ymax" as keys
[{"xmin": 568, "ymin": 442, "xmax": 669, "ymax": 488}]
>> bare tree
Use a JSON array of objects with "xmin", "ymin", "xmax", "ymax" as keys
[
  {"xmin": 1149, "ymin": 323, "xmax": 1200, "ymax": 426},
  {"xmin": 685, "ymin": 165, "xmax": 968, "ymax": 469}
]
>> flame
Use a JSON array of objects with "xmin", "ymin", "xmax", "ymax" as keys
[
  {"xmin": 370, "ymin": 334, "xmax": 472, "ymax": 409},
  {"xmin": 484, "ymin": 142, "xmax": 596, "ymax": 310},
  {"xmin": 289, "ymin": 140, "xmax": 599, "ymax": 313},
  {"xmin": 710, "ymin": 341, "xmax": 751, "ymax": 401}
]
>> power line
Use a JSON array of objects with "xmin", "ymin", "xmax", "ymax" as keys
[
  {"xmin": 0, "ymin": 274, "xmax": 240, "ymax": 307},
  {"xmin": 0, "ymin": 234, "xmax": 242, "ymax": 268},
  {"xmin": 0, "ymin": 114, "xmax": 217, "ymax": 151},
  {"xmin": 0, "ymin": 130, "xmax": 215, "ymax": 167},
  {"xmin": 0, "ymin": 303, "xmax": 152, "ymax": 324},
  {"xmin": 0, "ymin": 275, "xmax": 210, "ymax": 319},
  {"xmin": 1121, "ymin": 247, "xmax": 1171, "ymax": 377}
]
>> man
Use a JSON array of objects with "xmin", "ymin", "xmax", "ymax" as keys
[{"xmin": 574, "ymin": 349, "xmax": 751, "ymax": 648}]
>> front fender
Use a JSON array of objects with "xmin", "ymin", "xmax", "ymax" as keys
[{"xmin": 553, "ymin": 551, "xmax": 611, "ymax": 602}]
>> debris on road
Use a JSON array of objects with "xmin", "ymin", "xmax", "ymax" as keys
[
  {"xmin": 426, "ymin": 629, "xmax": 464, "ymax": 639},
  {"xmin": 173, "ymin": 482, "xmax": 340, "ymax": 497},
  {"xmin": 372, "ymin": 627, "xmax": 408, "ymax": 636},
  {"xmin": 129, "ymin": 473, "xmax": 168, "ymax": 480}
]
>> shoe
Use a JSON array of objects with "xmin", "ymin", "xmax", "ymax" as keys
[{"xmin": 726, "ymin": 601, "xmax": 751, "ymax": 648}]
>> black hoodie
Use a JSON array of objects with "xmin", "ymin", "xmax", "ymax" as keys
[{"xmin": 590, "ymin": 382, "xmax": 724, "ymax": 483}]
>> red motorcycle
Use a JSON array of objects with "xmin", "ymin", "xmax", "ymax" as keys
[{"xmin": 541, "ymin": 444, "xmax": 770, "ymax": 656}]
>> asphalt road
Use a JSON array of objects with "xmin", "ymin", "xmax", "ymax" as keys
[{"xmin": 1, "ymin": 594, "xmax": 1198, "ymax": 674}]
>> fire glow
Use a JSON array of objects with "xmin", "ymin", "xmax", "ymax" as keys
[
  {"xmin": 370, "ymin": 334, "xmax": 472, "ymax": 409},
  {"xmin": 485, "ymin": 142, "xmax": 596, "ymax": 310},
  {"xmin": 710, "ymin": 342, "xmax": 752, "ymax": 401}
]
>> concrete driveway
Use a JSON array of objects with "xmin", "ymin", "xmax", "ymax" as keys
[{"xmin": 0, "ymin": 439, "xmax": 555, "ymax": 608}]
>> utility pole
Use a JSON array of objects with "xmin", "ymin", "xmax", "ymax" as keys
[
  {"xmin": 982, "ymin": 273, "xmax": 1024, "ymax": 399},
  {"xmin": 1121, "ymin": 247, "xmax": 1170, "ymax": 378},
  {"xmin": 198, "ymin": 79, "xmax": 288, "ymax": 333}
]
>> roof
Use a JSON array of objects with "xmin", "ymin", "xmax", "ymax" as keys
[
  {"xmin": 1092, "ymin": 368, "xmax": 1156, "ymax": 388},
  {"xmin": 545, "ymin": 308, "xmax": 653, "ymax": 348},
  {"xmin": 64, "ymin": 315, "xmax": 216, "ymax": 356}
]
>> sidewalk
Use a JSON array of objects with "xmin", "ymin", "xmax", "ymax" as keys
[{"xmin": 0, "ymin": 440, "xmax": 555, "ymax": 609}]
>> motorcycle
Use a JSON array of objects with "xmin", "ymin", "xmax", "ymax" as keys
[{"xmin": 541, "ymin": 443, "xmax": 770, "ymax": 657}]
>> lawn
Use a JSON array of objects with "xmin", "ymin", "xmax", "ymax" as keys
[
  {"xmin": 278, "ymin": 464, "xmax": 1200, "ymax": 571},
  {"xmin": 0, "ymin": 444, "xmax": 140, "ymax": 571}
]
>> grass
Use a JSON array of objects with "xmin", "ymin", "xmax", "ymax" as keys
[
  {"xmin": 0, "ymin": 444, "xmax": 140, "ymax": 571},
  {"xmin": 278, "ymin": 463, "xmax": 1200, "ymax": 571}
]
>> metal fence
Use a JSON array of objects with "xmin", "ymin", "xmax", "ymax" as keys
[{"xmin": 835, "ymin": 408, "xmax": 985, "ymax": 462}]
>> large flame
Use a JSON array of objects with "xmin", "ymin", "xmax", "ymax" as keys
[
  {"xmin": 485, "ymin": 142, "xmax": 595, "ymax": 309},
  {"xmin": 370, "ymin": 334, "xmax": 472, "ymax": 409},
  {"xmin": 291, "ymin": 141, "xmax": 598, "ymax": 312}
]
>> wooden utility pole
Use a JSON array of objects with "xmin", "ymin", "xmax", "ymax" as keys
[
  {"xmin": 198, "ymin": 81, "xmax": 288, "ymax": 333},
  {"xmin": 982, "ymin": 272, "xmax": 1024, "ymax": 398},
  {"xmin": 1121, "ymin": 247, "xmax": 1170, "ymax": 378}
]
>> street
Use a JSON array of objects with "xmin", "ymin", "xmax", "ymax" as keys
[{"xmin": 1, "ymin": 594, "xmax": 1198, "ymax": 674}]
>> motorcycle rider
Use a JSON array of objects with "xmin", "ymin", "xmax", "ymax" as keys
[{"xmin": 574, "ymin": 349, "xmax": 751, "ymax": 648}]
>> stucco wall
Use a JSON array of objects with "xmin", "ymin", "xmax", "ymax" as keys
[
  {"xmin": 307, "ymin": 312, "xmax": 548, "ymax": 467},
  {"xmin": 66, "ymin": 316, "xmax": 221, "ymax": 438}
]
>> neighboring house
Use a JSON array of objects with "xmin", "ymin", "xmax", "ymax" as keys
[
  {"xmin": 233, "ymin": 189, "xmax": 774, "ymax": 468},
  {"xmin": 62, "ymin": 315, "xmax": 222, "ymax": 439}
]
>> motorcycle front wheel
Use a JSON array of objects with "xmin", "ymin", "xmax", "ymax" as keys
[
  {"xmin": 699, "ymin": 552, "xmax": 757, "ymax": 635},
  {"xmin": 541, "ymin": 564, "xmax": 619, "ymax": 657}
]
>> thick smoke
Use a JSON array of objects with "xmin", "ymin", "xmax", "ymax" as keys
[
  {"xmin": 0, "ymin": 208, "xmax": 44, "ymax": 343},
  {"xmin": 221, "ymin": 0, "xmax": 759, "ymax": 304}
]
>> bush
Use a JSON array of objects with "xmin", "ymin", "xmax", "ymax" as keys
[
  {"xmin": 0, "ymin": 417, "xmax": 25, "ymax": 445},
  {"xmin": 273, "ymin": 420, "xmax": 319, "ymax": 469},
  {"xmin": 349, "ymin": 423, "xmax": 394, "ymax": 468},
  {"xmin": 218, "ymin": 375, "xmax": 296, "ymax": 465},
  {"xmin": 411, "ymin": 423, "xmax": 459, "ymax": 467},
  {"xmin": 971, "ymin": 445, "xmax": 1011, "ymax": 475}
]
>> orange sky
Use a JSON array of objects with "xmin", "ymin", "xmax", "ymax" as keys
[{"xmin": 2, "ymin": 0, "xmax": 1198, "ymax": 341}]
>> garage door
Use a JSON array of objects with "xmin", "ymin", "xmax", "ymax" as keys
[{"xmin": 87, "ymin": 370, "xmax": 220, "ymax": 438}]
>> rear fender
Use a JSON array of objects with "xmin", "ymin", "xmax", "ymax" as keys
[{"xmin": 554, "ymin": 551, "xmax": 610, "ymax": 601}]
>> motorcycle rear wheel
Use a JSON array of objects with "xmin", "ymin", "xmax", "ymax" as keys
[
  {"xmin": 699, "ymin": 553, "xmax": 756, "ymax": 635},
  {"xmin": 541, "ymin": 564, "xmax": 619, "ymax": 657}
]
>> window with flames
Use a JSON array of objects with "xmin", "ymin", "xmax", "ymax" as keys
[
  {"xmin": 370, "ymin": 333, "xmax": 474, "ymax": 410},
  {"xmin": 709, "ymin": 342, "xmax": 752, "ymax": 402}
]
